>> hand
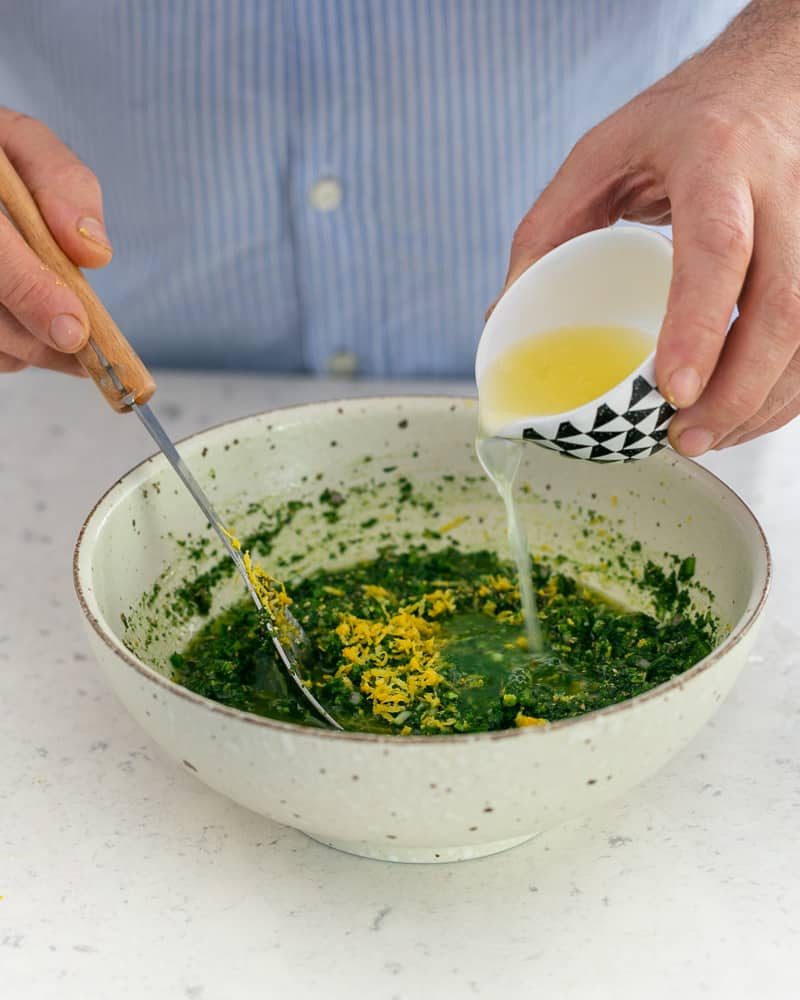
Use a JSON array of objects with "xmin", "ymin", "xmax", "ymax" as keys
[
  {"xmin": 0, "ymin": 108, "xmax": 112, "ymax": 375},
  {"xmin": 496, "ymin": 0, "xmax": 800, "ymax": 455}
]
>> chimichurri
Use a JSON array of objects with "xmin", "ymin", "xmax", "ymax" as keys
[{"xmin": 169, "ymin": 545, "xmax": 718, "ymax": 735}]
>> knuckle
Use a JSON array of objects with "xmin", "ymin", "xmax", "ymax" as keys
[
  {"xmin": 561, "ymin": 126, "xmax": 607, "ymax": 183},
  {"xmin": 511, "ymin": 213, "xmax": 549, "ymax": 257},
  {"xmin": 0, "ymin": 353, "xmax": 29, "ymax": 374},
  {"xmin": 567, "ymin": 129, "xmax": 596, "ymax": 163},
  {"xmin": 676, "ymin": 311, "xmax": 727, "ymax": 353},
  {"xmin": 40, "ymin": 161, "xmax": 102, "ymax": 201},
  {"xmin": 715, "ymin": 381, "xmax": 764, "ymax": 424},
  {"xmin": 691, "ymin": 212, "xmax": 752, "ymax": 267},
  {"xmin": 2, "ymin": 269, "xmax": 48, "ymax": 317},
  {"xmin": 511, "ymin": 213, "xmax": 538, "ymax": 253},
  {"xmin": 0, "ymin": 105, "xmax": 35, "ymax": 136},
  {"xmin": 695, "ymin": 111, "xmax": 742, "ymax": 155},
  {"xmin": 760, "ymin": 282, "xmax": 800, "ymax": 337},
  {"xmin": 2, "ymin": 109, "xmax": 32, "ymax": 131},
  {"xmin": 785, "ymin": 157, "xmax": 800, "ymax": 193}
]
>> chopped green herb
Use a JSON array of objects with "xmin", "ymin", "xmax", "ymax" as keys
[{"xmin": 172, "ymin": 546, "xmax": 717, "ymax": 736}]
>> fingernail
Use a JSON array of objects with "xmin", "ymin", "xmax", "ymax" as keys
[
  {"xmin": 50, "ymin": 313, "xmax": 86, "ymax": 351},
  {"xmin": 666, "ymin": 367, "xmax": 702, "ymax": 408},
  {"xmin": 77, "ymin": 216, "xmax": 112, "ymax": 254},
  {"xmin": 677, "ymin": 426, "xmax": 715, "ymax": 457}
]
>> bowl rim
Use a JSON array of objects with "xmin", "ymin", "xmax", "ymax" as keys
[{"xmin": 73, "ymin": 394, "xmax": 772, "ymax": 746}]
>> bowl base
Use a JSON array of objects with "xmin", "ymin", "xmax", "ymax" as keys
[{"xmin": 304, "ymin": 832, "xmax": 537, "ymax": 864}]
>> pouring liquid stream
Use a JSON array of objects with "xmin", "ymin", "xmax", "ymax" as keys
[
  {"xmin": 476, "ymin": 435, "xmax": 544, "ymax": 654},
  {"xmin": 477, "ymin": 323, "xmax": 656, "ymax": 657}
]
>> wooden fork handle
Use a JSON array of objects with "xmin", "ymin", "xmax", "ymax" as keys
[{"xmin": 0, "ymin": 146, "xmax": 155, "ymax": 411}]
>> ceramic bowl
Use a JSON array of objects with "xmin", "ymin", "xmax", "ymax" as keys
[
  {"xmin": 476, "ymin": 226, "xmax": 675, "ymax": 461},
  {"xmin": 74, "ymin": 397, "xmax": 769, "ymax": 863}
]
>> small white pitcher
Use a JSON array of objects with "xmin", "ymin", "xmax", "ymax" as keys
[{"xmin": 475, "ymin": 226, "xmax": 675, "ymax": 462}]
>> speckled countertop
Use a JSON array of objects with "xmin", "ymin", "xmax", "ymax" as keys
[{"xmin": 1, "ymin": 369, "xmax": 798, "ymax": 1000}]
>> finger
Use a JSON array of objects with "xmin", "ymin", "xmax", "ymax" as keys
[
  {"xmin": 669, "ymin": 210, "xmax": 800, "ymax": 456},
  {"xmin": 727, "ymin": 394, "xmax": 800, "ymax": 446},
  {"xmin": 0, "ymin": 352, "xmax": 28, "ymax": 373},
  {"xmin": 655, "ymin": 173, "xmax": 753, "ymax": 416},
  {"xmin": 0, "ymin": 108, "xmax": 112, "ymax": 267},
  {"xmin": 0, "ymin": 213, "xmax": 90, "ymax": 353},
  {"xmin": 621, "ymin": 199, "xmax": 671, "ymax": 226},
  {"xmin": 500, "ymin": 126, "xmax": 623, "ymax": 295},
  {"xmin": 0, "ymin": 347, "xmax": 84, "ymax": 376},
  {"xmin": 716, "ymin": 348, "xmax": 800, "ymax": 448},
  {"xmin": 0, "ymin": 306, "xmax": 87, "ymax": 375}
]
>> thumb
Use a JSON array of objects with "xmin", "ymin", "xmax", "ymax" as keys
[{"xmin": 491, "ymin": 128, "xmax": 622, "ymax": 316}]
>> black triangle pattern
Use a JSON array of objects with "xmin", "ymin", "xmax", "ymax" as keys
[
  {"xmin": 656, "ymin": 401, "xmax": 676, "ymax": 427},
  {"xmin": 625, "ymin": 407, "xmax": 657, "ymax": 426},
  {"xmin": 557, "ymin": 420, "xmax": 583, "ymax": 439},
  {"xmin": 518, "ymin": 391, "xmax": 676, "ymax": 463},
  {"xmin": 624, "ymin": 427, "xmax": 646, "ymax": 447},
  {"xmin": 592, "ymin": 403, "xmax": 619, "ymax": 429},
  {"xmin": 629, "ymin": 375, "xmax": 654, "ymax": 408},
  {"xmin": 592, "ymin": 429, "xmax": 629, "ymax": 443}
]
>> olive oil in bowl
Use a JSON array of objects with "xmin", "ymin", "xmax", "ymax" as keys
[{"xmin": 479, "ymin": 323, "xmax": 655, "ymax": 435}]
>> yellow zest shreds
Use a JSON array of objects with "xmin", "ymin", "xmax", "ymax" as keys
[
  {"xmin": 362, "ymin": 584, "xmax": 393, "ymax": 603},
  {"xmin": 242, "ymin": 551, "xmax": 291, "ymax": 613},
  {"xmin": 438, "ymin": 515, "xmax": 468, "ymax": 534},
  {"xmin": 336, "ymin": 599, "xmax": 447, "ymax": 723},
  {"xmin": 224, "ymin": 524, "xmax": 302, "ymax": 652},
  {"xmin": 224, "ymin": 536, "xmax": 556, "ymax": 732},
  {"xmin": 241, "ymin": 551, "xmax": 302, "ymax": 646},
  {"xmin": 420, "ymin": 713, "xmax": 457, "ymax": 731},
  {"xmin": 538, "ymin": 577, "xmax": 560, "ymax": 600},
  {"xmin": 477, "ymin": 576, "xmax": 521, "ymax": 618},
  {"xmin": 416, "ymin": 589, "xmax": 457, "ymax": 618},
  {"xmin": 515, "ymin": 712, "xmax": 547, "ymax": 727},
  {"xmin": 477, "ymin": 575, "xmax": 516, "ymax": 595},
  {"xmin": 333, "ymin": 572, "xmax": 528, "ymax": 727}
]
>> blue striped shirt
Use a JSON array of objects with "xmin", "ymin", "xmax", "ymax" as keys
[{"xmin": 0, "ymin": 1, "xmax": 745, "ymax": 376}]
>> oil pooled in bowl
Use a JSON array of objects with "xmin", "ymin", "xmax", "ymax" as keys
[
  {"xmin": 168, "ymin": 542, "xmax": 718, "ymax": 735},
  {"xmin": 160, "ymin": 482, "xmax": 719, "ymax": 736}
]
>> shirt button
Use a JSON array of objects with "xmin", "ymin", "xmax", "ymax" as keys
[
  {"xmin": 327, "ymin": 351, "xmax": 359, "ymax": 376},
  {"xmin": 309, "ymin": 177, "xmax": 343, "ymax": 212}
]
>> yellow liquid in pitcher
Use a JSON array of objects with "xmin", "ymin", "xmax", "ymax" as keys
[{"xmin": 479, "ymin": 324, "xmax": 654, "ymax": 434}]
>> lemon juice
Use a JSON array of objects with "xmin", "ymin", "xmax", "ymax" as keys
[
  {"xmin": 477, "ymin": 323, "xmax": 654, "ymax": 657},
  {"xmin": 479, "ymin": 323, "xmax": 654, "ymax": 435}
]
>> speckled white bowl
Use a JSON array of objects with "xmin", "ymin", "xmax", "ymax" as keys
[{"xmin": 74, "ymin": 397, "xmax": 769, "ymax": 863}]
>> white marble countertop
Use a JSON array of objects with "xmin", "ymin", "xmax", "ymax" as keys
[{"xmin": 1, "ymin": 368, "xmax": 798, "ymax": 1000}]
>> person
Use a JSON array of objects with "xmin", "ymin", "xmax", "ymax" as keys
[{"xmin": 0, "ymin": 1, "xmax": 795, "ymax": 458}]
